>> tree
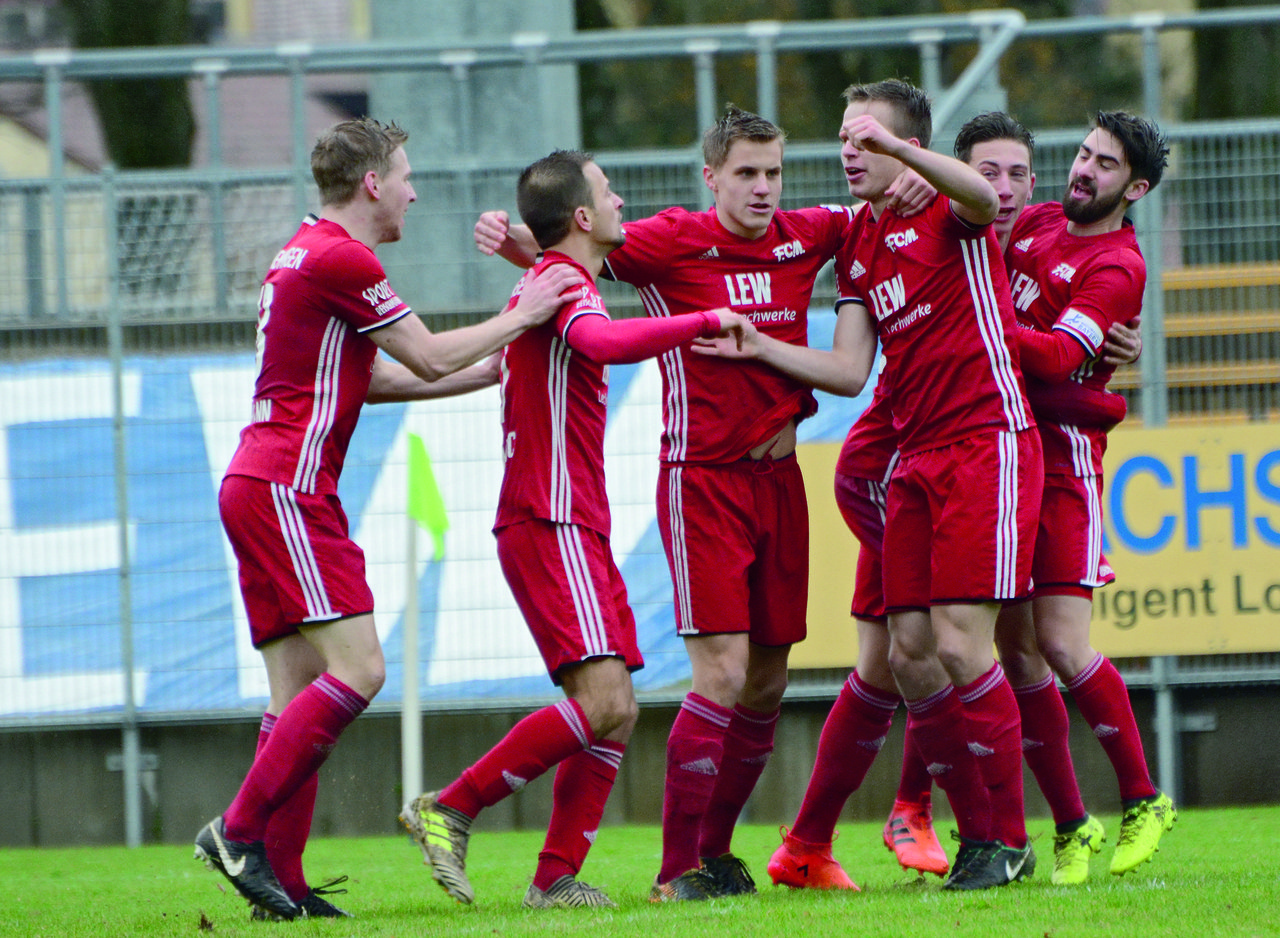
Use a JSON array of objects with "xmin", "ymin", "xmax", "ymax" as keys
[{"xmin": 61, "ymin": 0, "xmax": 195, "ymax": 168}]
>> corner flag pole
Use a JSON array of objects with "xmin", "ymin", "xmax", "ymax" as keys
[{"xmin": 402, "ymin": 432, "xmax": 449, "ymax": 802}]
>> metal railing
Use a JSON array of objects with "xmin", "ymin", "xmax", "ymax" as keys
[{"xmin": 4, "ymin": 7, "xmax": 1280, "ymax": 842}]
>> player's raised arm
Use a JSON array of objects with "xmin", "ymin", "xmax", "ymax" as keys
[{"xmin": 844, "ymin": 112, "xmax": 998, "ymax": 226}]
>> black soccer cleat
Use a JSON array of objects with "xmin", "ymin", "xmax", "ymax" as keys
[
  {"xmin": 942, "ymin": 838, "xmax": 1035, "ymax": 891},
  {"xmin": 700, "ymin": 853, "xmax": 758, "ymax": 896},
  {"xmin": 194, "ymin": 816, "xmax": 299, "ymax": 920}
]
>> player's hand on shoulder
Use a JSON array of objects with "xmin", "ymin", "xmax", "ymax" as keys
[
  {"xmin": 1101, "ymin": 315, "xmax": 1142, "ymax": 366},
  {"xmin": 513, "ymin": 262, "xmax": 584, "ymax": 324},
  {"xmin": 474, "ymin": 210, "xmax": 510, "ymax": 255},
  {"xmin": 886, "ymin": 168, "xmax": 935, "ymax": 217}
]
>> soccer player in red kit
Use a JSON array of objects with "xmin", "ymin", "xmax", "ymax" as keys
[
  {"xmin": 830, "ymin": 80, "xmax": 1043, "ymax": 890},
  {"xmin": 993, "ymin": 111, "xmax": 1175, "ymax": 884},
  {"xmin": 474, "ymin": 106, "xmax": 888, "ymax": 900},
  {"xmin": 193, "ymin": 118, "xmax": 582, "ymax": 920},
  {"xmin": 762, "ymin": 110, "xmax": 1145, "ymax": 892},
  {"xmin": 401, "ymin": 150, "xmax": 748, "ymax": 909}
]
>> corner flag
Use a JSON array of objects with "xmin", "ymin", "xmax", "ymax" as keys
[{"xmin": 406, "ymin": 432, "xmax": 449, "ymax": 561}]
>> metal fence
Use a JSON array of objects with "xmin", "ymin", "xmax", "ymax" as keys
[{"xmin": 4, "ymin": 8, "xmax": 1280, "ymax": 841}]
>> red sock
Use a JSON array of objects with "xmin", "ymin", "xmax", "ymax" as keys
[
  {"xmin": 533, "ymin": 740, "xmax": 626, "ymax": 891},
  {"xmin": 439, "ymin": 699, "xmax": 595, "ymax": 819},
  {"xmin": 959, "ymin": 663, "xmax": 1027, "ymax": 848},
  {"xmin": 1014, "ymin": 673, "xmax": 1086, "ymax": 827},
  {"xmin": 225, "ymin": 674, "xmax": 366, "ymax": 841},
  {"xmin": 659, "ymin": 693, "xmax": 732, "ymax": 883},
  {"xmin": 791, "ymin": 672, "xmax": 897, "ymax": 844},
  {"xmin": 1067, "ymin": 654, "xmax": 1157, "ymax": 801},
  {"xmin": 905, "ymin": 685, "xmax": 991, "ymax": 842},
  {"xmin": 257, "ymin": 713, "xmax": 316, "ymax": 903},
  {"xmin": 897, "ymin": 715, "xmax": 934, "ymax": 805},
  {"xmin": 699, "ymin": 704, "xmax": 779, "ymax": 858}
]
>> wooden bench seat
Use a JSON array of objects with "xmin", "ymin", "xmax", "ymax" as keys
[{"xmin": 1109, "ymin": 360, "xmax": 1279, "ymax": 390}]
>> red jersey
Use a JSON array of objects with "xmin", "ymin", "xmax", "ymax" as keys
[
  {"xmin": 495, "ymin": 252, "xmax": 613, "ymax": 536},
  {"xmin": 835, "ymin": 378, "xmax": 898, "ymax": 482},
  {"xmin": 836, "ymin": 194, "xmax": 1032, "ymax": 456},
  {"xmin": 604, "ymin": 204, "xmax": 854, "ymax": 464},
  {"xmin": 1006, "ymin": 201, "xmax": 1146, "ymax": 476},
  {"xmin": 225, "ymin": 215, "xmax": 412, "ymax": 495}
]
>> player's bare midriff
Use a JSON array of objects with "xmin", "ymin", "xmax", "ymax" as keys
[{"xmin": 747, "ymin": 419, "xmax": 797, "ymax": 461}]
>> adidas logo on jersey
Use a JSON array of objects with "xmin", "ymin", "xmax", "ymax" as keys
[
  {"xmin": 848, "ymin": 259, "xmax": 867, "ymax": 279},
  {"xmin": 1014, "ymin": 236, "xmax": 1034, "ymax": 252},
  {"xmin": 698, "ymin": 246, "xmax": 720, "ymax": 259}
]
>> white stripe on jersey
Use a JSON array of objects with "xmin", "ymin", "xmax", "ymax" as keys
[
  {"xmin": 547, "ymin": 336, "xmax": 574, "ymax": 521},
  {"xmin": 667, "ymin": 467, "xmax": 696, "ymax": 633},
  {"xmin": 1063, "ymin": 419, "xmax": 1093, "ymax": 478},
  {"xmin": 294, "ymin": 317, "xmax": 345, "ymax": 493},
  {"xmin": 555, "ymin": 698, "xmax": 592, "ymax": 749},
  {"xmin": 994, "ymin": 431, "xmax": 1020, "ymax": 599},
  {"xmin": 270, "ymin": 482, "xmax": 336, "ymax": 621},
  {"xmin": 960, "ymin": 237, "xmax": 1030, "ymax": 432},
  {"xmin": 637, "ymin": 283, "xmax": 689, "ymax": 462},
  {"xmin": 555, "ymin": 523, "xmax": 610, "ymax": 659}
]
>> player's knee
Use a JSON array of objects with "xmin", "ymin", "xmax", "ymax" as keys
[
  {"xmin": 694, "ymin": 659, "xmax": 748, "ymax": 704},
  {"xmin": 935, "ymin": 643, "xmax": 971, "ymax": 681},
  {"xmin": 741, "ymin": 669, "xmax": 787, "ymax": 711},
  {"xmin": 354, "ymin": 657, "xmax": 386, "ymax": 700},
  {"xmin": 586, "ymin": 686, "xmax": 637, "ymax": 738},
  {"xmin": 1039, "ymin": 637, "xmax": 1087, "ymax": 681}
]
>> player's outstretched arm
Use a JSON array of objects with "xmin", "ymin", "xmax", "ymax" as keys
[
  {"xmin": 369, "ymin": 264, "xmax": 582, "ymax": 383},
  {"xmin": 844, "ymin": 114, "xmax": 997, "ymax": 225},
  {"xmin": 566, "ymin": 308, "xmax": 748, "ymax": 365},
  {"xmin": 474, "ymin": 210, "xmax": 539, "ymax": 269},
  {"xmin": 366, "ymin": 351, "xmax": 500, "ymax": 403},
  {"xmin": 692, "ymin": 301, "xmax": 877, "ymax": 397}
]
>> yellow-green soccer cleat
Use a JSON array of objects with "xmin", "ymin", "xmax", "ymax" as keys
[
  {"xmin": 1110, "ymin": 792, "xmax": 1177, "ymax": 876},
  {"xmin": 1051, "ymin": 814, "xmax": 1106, "ymax": 885},
  {"xmin": 400, "ymin": 791, "xmax": 475, "ymax": 904}
]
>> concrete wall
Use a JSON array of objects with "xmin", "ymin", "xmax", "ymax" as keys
[{"xmin": 3, "ymin": 684, "xmax": 1279, "ymax": 848}]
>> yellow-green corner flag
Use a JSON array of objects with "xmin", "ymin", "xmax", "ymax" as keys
[{"xmin": 407, "ymin": 432, "xmax": 449, "ymax": 561}]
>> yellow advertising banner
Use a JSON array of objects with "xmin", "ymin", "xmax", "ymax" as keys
[{"xmin": 793, "ymin": 422, "xmax": 1280, "ymax": 669}]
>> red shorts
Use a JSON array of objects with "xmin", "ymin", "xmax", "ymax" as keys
[
  {"xmin": 495, "ymin": 519, "xmax": 642, "ymax": 685},
  {"xmin": 657, "ymin": 455, "xmax": 808, "ymax": 646},
  {"xmin": 1032, "ymin": 472, "xmax": 1116, "ymax": 596},
  {"xmin": 834, "ymin": 471, "xmax": 888, "ymax": 621},
  {"xmin": 883, "ymin": 430, "xmax": 1042, "ymax": 611},
  {"xmin": 219, "ymin": 474, "xmax": 374, "ymax": 648}
]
